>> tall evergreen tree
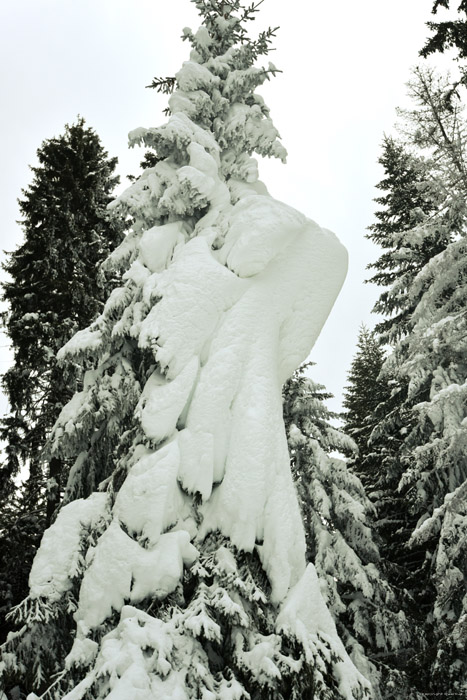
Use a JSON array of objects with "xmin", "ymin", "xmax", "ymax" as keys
[
  {"xmin": 1, "ymin": 3, "xmax": 369, "ymax": 699},
  {"xmin": 0, "ymin": 118, "xmax": 124, "ymax": 643},
  {"xmin": 360, "ymin": 65, "xmax": 467, "ymax": 693},
  {"xmin": 341, "ymin": 326, "xmax": 388, "ymax": 486},
  {"xmin": 366, "ymin": 135, "xmax": 442, "ymax": 343},
  {"xmin": 391, "ymin": 218, "xmax": 467, "ymax": 691},
  {"xmin": 284, "ymin": 365, "xmax": 422, "ymax": 700}
]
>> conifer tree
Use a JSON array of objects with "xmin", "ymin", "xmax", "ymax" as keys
[
  {"xmin": 362, "ymin": 65, "xmax": 467, "ymax": 693},
  {"xmin": 1, "ymin": 3, "xmax": 370, "ymax": 699},
  {"xmin": 362, "ymin": 135, "xmax": 439, "ymax": 588},
  {"xmin": 284, "ymin": 365, "xmax": 422, "ymax": 700},
  {"xmin": 366, "ymin": 135, "xmax": 441, "ymax": 343},
  {"xmin": 1, "ymin": 118, "xmax": 124, "ymax": 507},
  {"xmin": 341, "ymin": 326, "xmax": 388, "ymax": 486},
  {"xmin": 0, "ymin": 119, "xmax": 124, "ymax": 644}
]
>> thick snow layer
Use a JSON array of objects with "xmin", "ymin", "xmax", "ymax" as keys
[
  {"xmin": 127, "ymin": 113, "xmax": 220, "ymax": 162},
  {"xmin": 277, "ymin": 564, "xmax": 372, "ymax": 698},
  {"xmin": 57, "ymin": 327, "xmax": 102, "ymax": 362},
  {"xmin": 113, "ymin": 441, "xmax": 187, "ymax": 545},
  {"xmin": 76, "ymin": 521, "xmax": 197, "ymax": 629},
  {"xmin": 29, "ymin": 493, "xmax": 109, "ymax": 601},
  {"xmin": 177, "ymin": 428, "xmax": 215, "ymax": 500},
  {"xmin": 134, "ymin": 187, "xmax": 347, "ymax": 602},
  {"xmin": 138, "ymin": 222, "xmax": 185, "ymax": 273},
  {"xmin": 136, "ymin": 358, "xmax": 199, "ymax": 442},
  {"xmin": 176, "ymin": 60, "xmax": 221, "ymax": 92},
  {"xmin": 139, "ymin": 236, "xmax": 247, "ymax": 378}
]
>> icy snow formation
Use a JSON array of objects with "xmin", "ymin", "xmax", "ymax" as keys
[{"xmin": 118, "ymin": 184, "xmax": 348, "ymax": 603}]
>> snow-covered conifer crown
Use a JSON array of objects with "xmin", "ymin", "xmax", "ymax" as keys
[{"xmin": 110, "ymin": 0, "xmax": 286, "ymax": 236}]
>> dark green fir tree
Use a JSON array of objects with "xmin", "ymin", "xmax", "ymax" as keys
[
  {"xmin": 341, "ymin": 325, "xmax": 388, "ymax": 487},
  {"xmin": 284, "ymin": 365, "xmax": 423, "ymax": 700},
  {"xmin": 366, "ymin": 135, "xmax": 441, "ymax": 344},
  {"xmin": 421, "ymin": 0, "xmax": 467, "ymax": 86},
  {"xmin": 0, "ymin": 117, "xmax": 125, "ymax": 644}
]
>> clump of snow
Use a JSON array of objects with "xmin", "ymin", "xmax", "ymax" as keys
[
  {"xmin": 177, "ymin": 428, "xmax": 214, "ymax": 500},
  {"xmin": 29, "ymin": 493, "xmax": 109, "ymax": 601},
  {"xmin": 113, "ymin": 441, "xmax": 187, "ymax": 545},
  {"xmin": 218, "ymin": 195, "xmax": 306, "ymax": 277},
  {"xmin": 136, "ymin": 358, "xmax": 199, "ymax": 442},
  {"xmin": 175, "ymin": 60, "xmax": 221, "ymax": 92},
  {"xmin": 57, "ymin": 327, "xmax": 103, "ymax": 362},
  {"xmin": 139, "ymin": 236, "xmax": 247, "ymax": 378},
  {"xmin": 138, "ymin": 222, "xmax": 185, "ymax": 273},
  {"xmin": 76, "ymin": 522, "xmax": 197, "ymax": 629},
  {"xmin": 51, "ymin": 391, "xmax": 88, "ymax": 439},
  {"xmin": 65, "ymin": 637, "xmax": 99, "ymax": 670}
]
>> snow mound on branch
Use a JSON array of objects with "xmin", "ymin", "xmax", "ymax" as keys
[
  {"xmin": 136, "ymin": 357, "xmax": 199, "ymax": 442},
  {"xmin": 218, "ymin": 195, "xmax": 307, "ymax": 277},
  {"xmin": 76, "ymin": 522, "xmax": 197, "ymax": 629},
  {"xmin": 139, "ymin": 236, "xmax": 247, "ymax": 378},
  {"xmin": 138, "ymin": 221, "xmax": 185, "ymax": 273},
  {"xmin": 57, "ymin": 327, "xmax": 102, "ymax": 361},
  {"xmin": 29, "ymin": 492, "xmax": 109, "ymax": 601}
]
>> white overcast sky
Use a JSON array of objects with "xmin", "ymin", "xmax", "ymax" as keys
[{"xmin": 0, "ymin": 0, "xmax": 450, "ymax": 415}]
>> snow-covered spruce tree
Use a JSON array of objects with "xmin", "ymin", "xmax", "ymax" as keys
[
  {"xmin": 366, "ymin": 134, "xmax": 442, "ymax": 344},
  {"xmin": 361, "ymin": 135, "xmax": 440, "ymax": 605},
  {"xmin": 397, "ymin": 222, "xmax": 467, "ymax": 691},
  {"xmin": 365, "ymin": 66, "xmax": 467, "ymax": 693},
  {"xmin": 1, "ymin": 117, "xmax": 124, "ymax": 511},
  {"xmin": 283, "ymin": 365, "xmax": 420, "ymax": 700},
  {"xmin": 0, "ymin": 118, "xmax": 124, "ymax": 646},
  {"xmin": 1, "ymin": 3, "xmax": 371, "ymax": 699},
  {"xmin": 363, "ymin": 72, "xmax": 465, "ymax": 564}
]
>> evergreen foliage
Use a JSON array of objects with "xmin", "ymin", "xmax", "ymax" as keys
[
  {"xmin": 284, "ymin": 365, "xmax": 422, "ymax": 700},
  {"xmin": 0, "ymin": 118, "xmax": 124, "ymax": 645},
  {"xmin": 1, "ymin": 118, "xmax": 124, "ymax": 503},
  {"xmin": 0, "ymin": 3, "xmax": 368, "ymax": 700},
  {"xmin": 342, "ymin": 326, "xmax": 388, "ymax": 481},
  {"xmin": 366, "ymin": 135, "xmax": 441, "ymax": 343},
  {"xmin": 421, "ymin": 1, "xmax": 467, "ymax": 69},
  {"xmin": 360, "ymin": 64, "xmax": 467, "ymax": 693}
]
